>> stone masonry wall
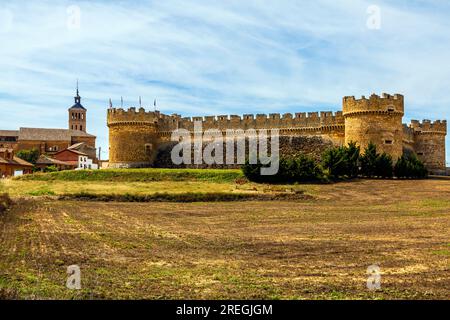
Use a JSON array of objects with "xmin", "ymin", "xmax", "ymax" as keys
[
  {"xmin": 107, "ymin": 93, "xmax": 447, "ymax": 173},
  {"xmin": 153, "ymin": 135, "xmax": 335, "ymax": 169}
]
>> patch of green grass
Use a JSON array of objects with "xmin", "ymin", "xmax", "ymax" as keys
[
  {"xmin": 15, "ymin": 168, "xmax": 244, "ymax": 183},
  {"xmin": 27, "ymin": 189, "xmax": 56, "ymax": 196},
  {"xmin": 327, "ymin": 290, "xmax": 349, "ymax": 300},
  {"xmin": 432, "ymin": 250, "xmax": 450, "ymax": 256},
  {"xmin": 420, "ymin": 199, "xmax": 450, "ymax": 209}
]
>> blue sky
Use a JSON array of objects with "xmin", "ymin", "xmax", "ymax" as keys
[{"xmin": 0, "ymin": 0, "xmax": 449, "ymax": 163}]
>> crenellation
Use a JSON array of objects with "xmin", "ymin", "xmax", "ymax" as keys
[
  {"xmin": 410, "ymin": 119, "xmax": 447, "ymax": 134},
  {"xmin": 107, "ymin": 106, "xmax": 390, "ymax": 132},
  {"xmin": 343, "ymin": 93, "xmax": 405, "ymax": 115},
  {"xmin": 270, "ymin": 113, "xmax": 281, "ymax": 120}
]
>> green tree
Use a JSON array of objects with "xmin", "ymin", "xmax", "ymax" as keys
[
  {"xmin": 359, "ymin": 142, "xmax": 379, "ymax": 178},
  {"xmin": 322, "ymin": 147, "xmax": 346, "ymax": 178},
  {"xmin": 322, "ymin": 142, "xmax": 360, "ymax": 179},
  {"xmin": 242, "ymin": 158, "xmax": 264, "ymax": 183},
  {"xmin": 344, "ymin": 142, "xmax": 360, "ymax": 178},
  {"xmin": 395, "ymin": 154, "xmax": 428, "ymax": 179},
  {"xmin": 375, "ymin": 153, "xmax": 393, "ymax": 178},
  {"xmin": 394, "ymin": 155, "xmax": 409, "ymax": 178},
  {"xmin": 408, "ymin": 154, "xmax": 428, "ymax": 178},
  {"xmin": 16, "ymin": 149, "xmax": 39, "ymax": 164},
  {"xmin": 242, "ymin": 154, "xmax": 323, "ymax": 183},
  {"xmin": 292, "ymin": 155, "xmax": 324, "ymax": 182}
]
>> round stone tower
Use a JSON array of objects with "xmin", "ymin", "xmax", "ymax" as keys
[
  {"xmin": 107, "ymin": 107, "xmax": 160, "ymax": 168},
  {"xmin": 410, "ymin": 119, "xmax": 447, "ymax": 174},
  {"xmin": 343, "ymin": 93, "xmax": 405, "ymax": 161}
]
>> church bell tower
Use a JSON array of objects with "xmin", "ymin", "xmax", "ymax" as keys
[{"xmin": 68, "ymin": 81, "xmax": 87, "ymax": 132}]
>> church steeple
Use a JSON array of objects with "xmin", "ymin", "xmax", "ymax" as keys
[
  {"xmin": 69, "ymin": 81, "xmax": 87, "ymax": 132},
  {"xmin": 74, "ymin": 80, "xmax": 81, "ymax": 104}
]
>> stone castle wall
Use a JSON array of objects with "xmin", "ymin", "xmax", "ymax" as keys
[
  {"xmin": 107, "ymin": 93, "xmax": 447, "ymax": 173},
  {"xmin": 154, "ymin": 135, "xmax": 335, "ymax": 169}
]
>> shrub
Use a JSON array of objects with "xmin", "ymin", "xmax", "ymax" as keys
[
  {"xmin": 241, "ymin": 158, "xmax": 265, "ymax": 183},
  {"xmin": 360, "ymin": 142, "xmax": 379, "ymax": 178},
  {"xmin": 375, "ymin": 153, "xmax": 394, "ymax": 178},
  {"xmin": 289, "ymin": 155, "xmax": 324, "ymax": 183},
  {"xmin": 242, "ymin": 154, "xmax": 323, "ymax": 183},
  {"xmin": 322, "ymin": 142, "xmax": 360, "ymax": 179},
  {"xmin": 16, "ymin": 149, "xmax": 39, "ymax": 164},
  {"xmin": 44, "ymin": 165, "xmax": 58, "ymax": 173},
  {"xmin": 394, "ymin": 154, "xmax": 428, "ymax": 179},
  {"xmin": 322, "ymin": 147, "xmax": 347, "ymax": 178},
  {"xmin": 345, "ymin": 142, "xmax": 361, "ymax": 178}
]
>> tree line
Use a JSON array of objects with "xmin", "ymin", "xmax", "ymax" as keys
[{"xmin": 243, "ymin": 142, "xmax": 428, "ymax": 183}]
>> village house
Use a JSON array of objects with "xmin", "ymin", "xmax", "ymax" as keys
[
  {"xmin": 53, "ymin": 149, "xmax": 98, "ymax": 170},
  {"xmin": 0, "ymin": 147, "xmax": 33, "ymax": 177},
  {"xmin": 35, "ymin": 154, "xmax": 76, "ymax": 172}
]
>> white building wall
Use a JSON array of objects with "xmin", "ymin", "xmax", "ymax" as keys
[{"xmin": 76, "ymin": 155, "xmax": 99, "ymax": 170}]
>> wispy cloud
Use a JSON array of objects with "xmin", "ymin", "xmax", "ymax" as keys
[{"xmin": 0, "ymin": 0, "xmax": 449, "ymax": 162}]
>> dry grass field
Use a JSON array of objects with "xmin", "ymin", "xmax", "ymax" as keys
[{"xmin": 0, "ymin": 176, "xmax": 449, "ymax": 300}]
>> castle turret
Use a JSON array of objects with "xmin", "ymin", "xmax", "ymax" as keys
[
  {"xmin": 107, "ymin": 106, "xmax": 160, "ymax": 168},
  {"xmin": 343, "ymin": 93, "xmax": 405, "ymax": 161},
  {"xmin": 410, "ymin": 119, "xmax": 447, "ymax": 174}
]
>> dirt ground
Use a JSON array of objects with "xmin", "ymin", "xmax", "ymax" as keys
[{"xmin": 0, "ymin": 179, "xmax": 449, "ymax": 300}]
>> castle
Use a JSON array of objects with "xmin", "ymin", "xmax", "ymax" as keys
[{"xmin": 107, "ymin": 93, "xmax": 447, "ymax": 174}]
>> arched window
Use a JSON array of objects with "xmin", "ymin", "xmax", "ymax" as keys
[{"xmin": 80, "ymin": 125, "xmax": 83, "ymax": 131}]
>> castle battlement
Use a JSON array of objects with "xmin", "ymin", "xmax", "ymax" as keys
[
  {"xmin": 409, "ymin": 119, "xmax": 447, "ymax": 134},
  {"xmin": 167, "ymin": 111, "xmax": 342, "ymax": 121},
  {"xmin": 107, "ymin": 107, "xmax": 160, "ymax": 124},
  {"xmin": 162, "ymin": 111, "xmax": 344, "ymax": 129},
  {"xmin": 108, "ymin": 106, "xmax": 346, "ymax": 131},
  {"xmin": 343, "ymin": 93, "xmax": 404, "ymax": 115}
]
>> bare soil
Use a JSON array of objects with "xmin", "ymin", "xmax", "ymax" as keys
[{"xmin": 0, "ymin": 179, "xmax": 449, "ymax": 300}]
